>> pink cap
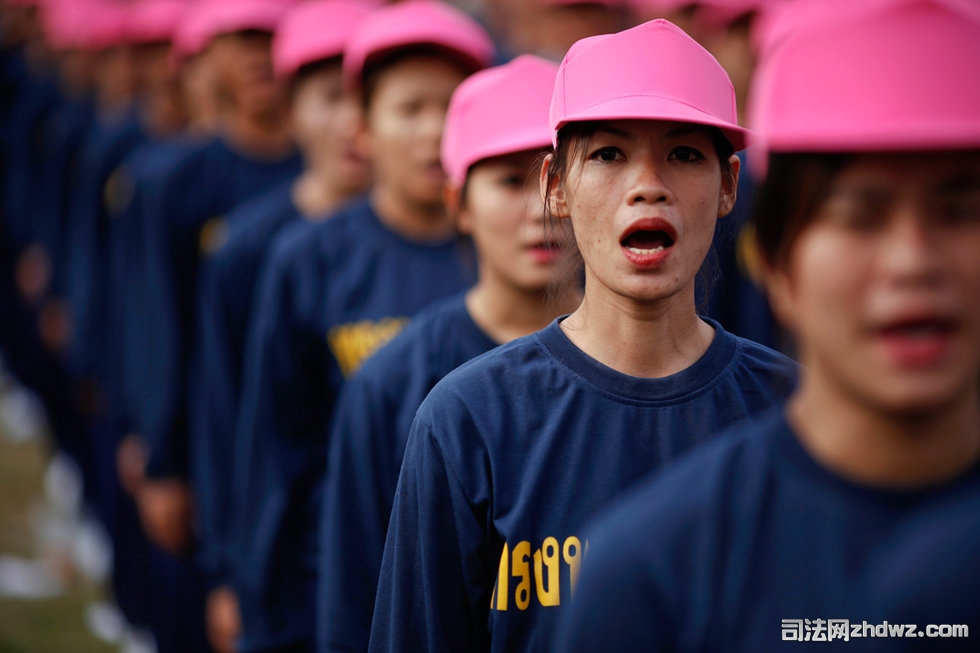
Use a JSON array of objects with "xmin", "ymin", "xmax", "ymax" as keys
[
  {"xmin": 43, "ymin": 0, "xmax": 130, "ymax": 51},
  {"xmin": 171, "ymin": 0, "xmax": 290, "ymax": 61},
  {"xmin": 748, "ymin": 0, "xmax": 980, "ymax": 177},
  {"xmin": 550, "ymin": 18, "xmax": 747, "ymax": 150},
  {"xmin": 342, "ymin": 0, "xmax": 495, "ymax": 90},
  {"xmin": 272, "ymin": 0, "xmax": 378, "ymax": 80},
  {"xmin": 442, "ymin": 55, "xmax": 558, "ymax": 186},
  {"xmin": 125, "ymin": 0, "xmax": 189, "ymax": 45},
  {"xmin": 542, "ymin": 0, "xmax": 625, "ymax": 6}
]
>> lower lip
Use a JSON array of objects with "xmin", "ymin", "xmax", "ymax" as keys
[
  {"xmin": 875, "ymin": 330, "xmax": 954, "ymax": 367},
  {"xmin": 528, "ymin": 246, "xmax": 561, "ymax": 264},
  {"xmin": 621, "ymin": 244, "xmax": 671, "ymax": 268}
]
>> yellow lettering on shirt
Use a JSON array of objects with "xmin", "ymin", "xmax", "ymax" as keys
[
  {"xmin": 491, "ymin": 535, "xmax": 589, "ymax": 612},
  {"xmin": 327, "ymin": 317, "xmax": 409, "ymax": 377}
]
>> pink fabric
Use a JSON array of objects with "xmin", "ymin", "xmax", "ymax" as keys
[
  {"xmin": 125, "ymin": 0, "xmax": 189, "ymax": 45},
  {"xmin": 172, "ymin": 0, "xmax": 290, "ymax": 57},
  {"xmin": 342, "ymin": 0, "xmax": 494, "ymax": 89},
  {"xmin": 42, "ymin": 0, "xmax": 130, "ymax": 51},
  {"xmin": 442, "ymin": 55, "xmax": 558, "ymax": 185},
  {"xmin": 748, "ymin": 0, "xmax": 980, "ymax": 176},
  {"xmin": 272, "ymin": 0, "xmax": 379, "ymax": 80},
  {"xmin": 550, "ymin": 18, "xmax": 747, "ymax": 150}
]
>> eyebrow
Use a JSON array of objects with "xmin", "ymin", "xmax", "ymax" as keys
[{"xmin": 933, "ymin": 174, "xmax": 980, "ymax": 194}]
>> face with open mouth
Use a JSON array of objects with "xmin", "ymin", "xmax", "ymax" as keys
[
  {"xmin": 556, "ymin": 119, "xmax": 736, "ymax": 305},
  {"xmin": 766, "ymin": 151, "xmax": 980, "ymax": 417}
]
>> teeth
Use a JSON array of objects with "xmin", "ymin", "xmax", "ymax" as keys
[{"xmin": 626, "ymin": 246, "xmax": 665, "ymax": 255}]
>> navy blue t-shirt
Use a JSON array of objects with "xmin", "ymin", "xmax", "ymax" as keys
[
  {"xmin": 125, "ymin": 136, "xmax": 301, "ymax": 479},
  {"xmin": 232, "ymin": 197, "xmax": 475, "ymax": 652},
  {"xmin": 370, "ymin": 319, "xmax": 798, "ymax": 653},
  {"xmin": 189, "ymin": 180, "xmax": 305, "ymax": 586},
  {"xmin": 554, "ymin": 407, "xmax": 980, "ymax": 653},
  {"xmin": 318, "ymin": 292, "xmax": 497, "ymax": 653}
]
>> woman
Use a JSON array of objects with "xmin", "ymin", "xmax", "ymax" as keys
[
  {"xmin": 554, "ymin": 0, "xmax": 980, "ymax": 650},
  {"xmin": 317, "ymin": 54, "xmax": 582, "ymax": 653},
  {"xmin": 370, "ymin": 18, "xmax": 798, "ymax": 653},
  {"xmin": 229, "ymin": 2, "xmax": 494, "ymax": 651}
]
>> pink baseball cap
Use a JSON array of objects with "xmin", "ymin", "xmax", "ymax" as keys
[
  {"xmin": 171, "ymin": 0, "xmax": 289, "ymax": 61},
  {"xmin": 272, "ymin": 0, "xmax": 379, "ymax": 80},
  {"xmin": 125, "ymin": 0, "xmax": 189, "ymax": 45},
  {"xmin": 541, "ymin": 0, "xmax": 625, "ymax": 6},
  {"xmin": 550, "ymin": 18, "xmax": 748, "ymax": 150},
  {"xmin": 43, "ymin": 0, "xmax": 130, "ymax": 51},
  {"xmin": 342, "ymin": 0, "xmax": 495, "ymax": 90},
  {"xmin": 442, "ymin": 54, "xmax": 558, "ymax": 186},
  {"xmin": 748, "ymin": 0, "xmax": 980, "ymax": 177}
]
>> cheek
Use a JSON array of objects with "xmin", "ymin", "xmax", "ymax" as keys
[{"xmin": 787, "ymin": 233, "xmax": 867, "ymax": 334}]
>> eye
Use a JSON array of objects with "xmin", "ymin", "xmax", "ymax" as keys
[
  {"xmin": 497, "ymin": 172, "xmax": 525, "ymax": 188},
  {"xmin": 936, "ymin": 190, "xmax": 980, "ymax": 226},
  {"xmin": 588, "ymin": 146, "xmax": 623, "ymax": 163},
  {"xmin": 669, "ymin": 146, "xmax": 706, "ymax": 163},
  {"xmin": 819, "ymin": 195, "xmax": 888, "ymax": 233}
]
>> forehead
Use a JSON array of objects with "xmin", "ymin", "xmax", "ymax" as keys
[
  {"xmin": 588, "ymin": 119, "xmax": 716, "ymax": 140},
  {"xmin": 828, "ymin": 150, "xmax": 980, "ymax": 195}
]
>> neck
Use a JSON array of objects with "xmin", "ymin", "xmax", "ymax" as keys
[
  {"xmin": 221, "ymin": 109, "xmax": 293, "ymax": 159},
  {"xmin": 370, "ymin": 184, "xmax": 454, "ymax": 242},
  {"xmin": 466, "ymin": 276, "xmax": 583, "ymax": 345},
  {"xmin": 789, "ymin": 376, "xmax": 980, "ymax": 489},
  {"xmin": 560, "ymin": 280, "xmax": 713, "ymax": 378},
  {"xmin": 291, "ymin": 170, "xmax": 355, "ymax": 221}
]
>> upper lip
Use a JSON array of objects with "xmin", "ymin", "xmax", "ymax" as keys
[
  {"xmin": 619, "ymin": 217, "xmax": 678, "ymax": 247},
  {"xmin": 872, "ymin": 308, "xmax": 960, "ymax": 334}
]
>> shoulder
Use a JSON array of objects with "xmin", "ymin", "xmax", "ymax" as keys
[
  {"xmin": 217, "ymin": 183, "xmax": 296, "ymax": 257},
  {"xmin": 584, "ymin": 407, "xmax": 784, "ymax": 557},
  {"xmin": 414, "ymin": 327, "xmax": 553, "ymax": 423},
  {"xmin": 710, "ymin": 320, "xmax": 800, "ymax": 392}
]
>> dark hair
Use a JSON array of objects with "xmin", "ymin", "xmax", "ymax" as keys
[
  {"xmin": 752, "ymin": 152, "xmax": 853, "ymax": 270},
  {"xmin": 287, "ymin": 55, "xmax": 343, "ymax": 101},
  {"xmin": 542, "ymin": 121, "xmax": 738, "ymax": 308},
  {"xmin": 359, "ymin": 44, "xmax": 480, "ymax": 113}
]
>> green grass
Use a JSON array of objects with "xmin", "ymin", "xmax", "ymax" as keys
[{"xmin": 0, "ymin": 425, "xmax": 116, "ymax": 653}]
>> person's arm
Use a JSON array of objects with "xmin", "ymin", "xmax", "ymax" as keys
[
  {"xmin": 369, "ymin": 411, "xmax": 494, "ymax": 653},
  {"xmin": 318, "ymin": 368, "xmax": 405, "ymax": 652}
]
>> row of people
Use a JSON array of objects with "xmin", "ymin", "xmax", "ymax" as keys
[{"xmin": 13, "ymin": 1, "xmax": 974, "ymax": 653}]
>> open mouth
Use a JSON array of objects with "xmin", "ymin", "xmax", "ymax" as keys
[
  {"xmin": 621, "ymin": 229, "xmax": 674, "ymax": 254},
  {"xmin": 879, "ymin": 317, "xmax": 956, "ymax": 339}
]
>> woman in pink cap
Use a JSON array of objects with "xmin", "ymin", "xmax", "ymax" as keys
[
  {"xmin": 370, "ymin": 18, "xmax": 797, "ymax": 653},
  {"xmin": 554, "ymin": 0, "xmax": 980, "ymax": 651},
  {"xmin": 229, "ymin": 2, "xmax": 494, "ymax": 652},
  {"xmin": 317, "ymin": 53, "xmax": 583, "ymax": 653},
  {"xmin": 187, "ymin": 3, "xmax": 376, "ymax": 652}
]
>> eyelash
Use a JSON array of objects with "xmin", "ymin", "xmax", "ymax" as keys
[{"xmin": 587, "ymin": 146, "xmax": 707, "ymax": 163}]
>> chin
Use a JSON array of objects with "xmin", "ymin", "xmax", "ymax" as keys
[{"xmin": 866, "ymin": 381, "xmax": 975, "ymax": 423}]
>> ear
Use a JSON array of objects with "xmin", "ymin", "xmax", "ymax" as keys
[
  {"xmin": 717, "ymin": 153, "xmax": 741, "ymax": 218},
  {"xmin": 540, "ymin": 153, "xmax": 570, "ymax": 219},
  {"xmin": 444, "ymin": 181, "xmax": 471, "ymax": 235},
  {"xmin": 757, "ymin": 255, "xmax": 798, "ymax": 335},
  {"xmin": 352, "ymin": 109, "xmax": 371, "ymax": 161}
]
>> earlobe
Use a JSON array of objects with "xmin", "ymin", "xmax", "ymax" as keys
[
  {"xmin": 540, "ymin": 154, "xmax": 570, "ymax": 219},
  {"xmin": 760, "ymin": 263, "xmax": 796, "ymax": 333},
  {"xmin": 444, "ymin": 182, "xmax": 470, "ymax": 234},
  {"xmin": 352, "ymin": 114, "xmax": 371, "ymax": 161},
  {"xmin": 718, "ymin": 154, "xmax": 741, "ymax": 217}
]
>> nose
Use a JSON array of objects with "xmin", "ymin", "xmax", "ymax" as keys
[
  {"xmin": 879, "ymin": 209, "xmax": 945, "ymax": 288},
  {"xmin": 627, "ymin": 157, "xmax": 671, "ymax": 206}
]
